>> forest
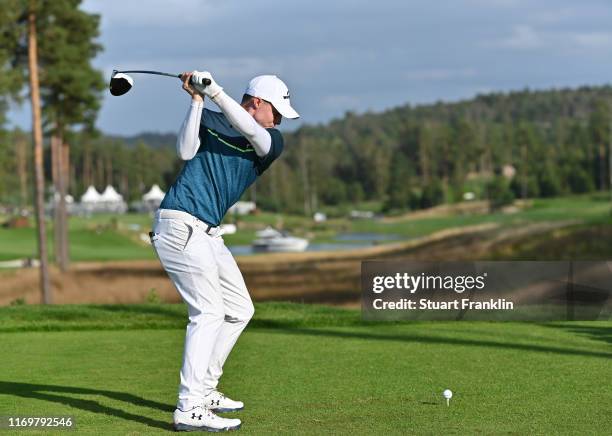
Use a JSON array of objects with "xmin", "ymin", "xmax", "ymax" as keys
[{"xmin": 2, "ymin": 84, "xmax": 611, "ymax": 215}]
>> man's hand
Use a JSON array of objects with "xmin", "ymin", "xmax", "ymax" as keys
[
  {"xmin": 191, "ymin": 71, "xmax": 223, "ymax": 99},
  {"xmin": 180, "ymin": 72, "xmax": 204, "ymax": 102}
]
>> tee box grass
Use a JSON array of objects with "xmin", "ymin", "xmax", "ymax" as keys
[{"xmin": 0, "ymin": 302, "xmax": 610, "ymax": 435}]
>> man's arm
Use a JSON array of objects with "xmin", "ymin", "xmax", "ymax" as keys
[
  {"xmin": 176, "ymin": 99, "xmax": 203, "ymax": 160},
  {"xmin": 191, "ymin": 70, "xmax": 272, "ymax": 157},
  {"xmin": 175, "ymin": 72, "xmax": 206, "ymax": 161},
  {"xmin": 212, "ymin": 92, "xmax": 271, "ymax": 157}
]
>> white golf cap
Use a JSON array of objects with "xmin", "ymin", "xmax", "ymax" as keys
[{"xmin": 245, "ymin": 75, "xmax": 299, "ymax": 119}]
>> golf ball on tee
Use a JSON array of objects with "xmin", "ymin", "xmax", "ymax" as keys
[{"xmin": 443, "ymin": 389, "xmax": 453, "ymax": 399}]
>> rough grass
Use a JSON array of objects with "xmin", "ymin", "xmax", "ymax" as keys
[
  {"xmin": 490, "ymin": 223, "xmax": 612, "ymax": 260},
  {"xmin": 0, "ymin": 302, "xmax": 610, "ymax": 435},
  {"xmin": 352, "ymin": 194, "xmax": 612, "ymax": 237},
  {"xmin": 0, "ymin": 223, "xmax": 155, "ymax": 262}
]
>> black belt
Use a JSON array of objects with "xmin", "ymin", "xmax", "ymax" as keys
[
  {"xmin": 154, "ymin": 209, "xmax": 218, "ymax": 234},
  {"xmin": 150, "ymin": 224, "xmax": 216, "ymax": 237}
]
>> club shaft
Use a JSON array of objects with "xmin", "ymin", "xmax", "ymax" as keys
[
  {"xmin": 115, "ymin": 70, "xmax": 179, "ymax": 78},
  {"xmin": 110, "ymin": 69, "xmax": 211, "ymax": 93}
]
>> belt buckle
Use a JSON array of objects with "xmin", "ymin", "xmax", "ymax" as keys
[{"xmin": 193, "ymin": 218, "xmax": 211, "ymax": 235}]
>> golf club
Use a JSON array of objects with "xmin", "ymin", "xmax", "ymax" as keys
[{"xmin": 109, "ymin": 69, "xmax": 211, "ymax": 96}]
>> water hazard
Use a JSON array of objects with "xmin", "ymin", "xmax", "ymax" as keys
[{"xmin": 228, "ymin": 232, "xmax": 403, "ymax": 256}]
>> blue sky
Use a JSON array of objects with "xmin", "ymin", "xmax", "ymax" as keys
[{"xmin": 8, "ymin": 0, "xmax": 612, "ymax": 135}]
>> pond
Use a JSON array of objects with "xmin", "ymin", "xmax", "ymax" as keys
[
  {"xmin": 334, "ymin": 232, "xmax": 402, "ymax": 242},
  {"xmin": 228, "ymin": 232, "xmax": 403, "ymax": 256}
]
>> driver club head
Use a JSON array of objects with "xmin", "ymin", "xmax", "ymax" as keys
[{"xmin": 109, "ymin": 71, "xmax": 134, "ymax": 96}]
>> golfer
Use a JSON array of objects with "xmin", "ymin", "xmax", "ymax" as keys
[{"xmin": 150, "ymin": 70, "xmax": 299, "ymax": 431}]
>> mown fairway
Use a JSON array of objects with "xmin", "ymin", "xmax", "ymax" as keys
[{"xmin": 0, "ymin": 303, "xmax": 610, "ymax": 435}]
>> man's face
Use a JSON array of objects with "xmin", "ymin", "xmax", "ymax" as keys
[{"xmin": 253, "ymin": 98, "xmax": 282, "ymax": 127}]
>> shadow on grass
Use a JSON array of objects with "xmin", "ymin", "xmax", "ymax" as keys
[
  {"xmin": 543, "ymin": 323, "xmax": 612, "ymax": 346},
  {"xmin": 251, "ymin": 325, "xmax": 612, "ymax": 359},
  {"xmin": 0, "ymin": 381, "xmax": 173, "ymax": 431},
  {"xmin": 93, "ymin": 304, "xmax": 185, "ymax": 319}
]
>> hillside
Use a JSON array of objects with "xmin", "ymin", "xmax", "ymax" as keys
[
  {"xmin": 108, "ymin": 84, "xmax": 612, "ymax": 143},
  {"xmin": 104, "ymin": 132, "xmax": 177, "ymax": 149},
  {"xmin": 2, "ymin": 84, "xmax": 611, "ymax": 209}
]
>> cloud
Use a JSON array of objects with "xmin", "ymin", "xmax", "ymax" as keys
[
  {"xmin": 200, "ymin": 57, "xmax": 284, "ymax": 79},
  {"xmin": 496, "ymin": 25, "xmax": 544, "ymax": 49},
  {"xmin": 403, "ymin": 68, "xmax": 477, "ymax": 81},
  {"xmin": 532, "ymin": 7, "xmax": 576, "ymax": 24},
  {"xmin": 468, "ymin": 0, "xmax": 522, "ymax": 7},
  {"xmin": 322, "ymin": 95, "xmax": 360, "ymax": 110},
  {"xmin": 84, "ymin": 0, "xmax": 224, "ymax": 27},
  {"xmin": 489, "ymin": 24, "xmax": 612, "ymax": 53},
  {"xmin": 10, "ymin": 0, "xmax": 612, "ymax": 135},
  {"xmin": 571, "ymin": 32, "xmax": 612, "ymax": 48}
]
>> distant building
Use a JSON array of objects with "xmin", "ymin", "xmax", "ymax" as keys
[
  {"xmin": 502, "ymin": 164, "xmax": 516, "ymax": 179},
  {"xmin": 80, "ymin": 185, "xmax": 102, "ymax": 214},
  {"xmin": 228, "ymin": 201, "xmax": 256, "ymax": 215},
  {"xmin": 220, "ymin": 223, "xmax": 237, "ymax": 234},
  {"xmin": 81, "ymin": 185, "xmax": 101, "ymax": 204},
  {"xmin": 99, "ymin": 185, "xmax": 127, "ymax": 214},
  {"xmin": 350, "ymin": 210, "xmax": 375, "ymax": 219},
  {"xmin": 142, "ymin": 184, "xmax": 166, "ymax": 212},
  {"xmin": 78, "ymin": 185, "xmax": 127, "ymax": 214},
  {"xmin": 46, "ymin": 192, "xmax": 75, "ymax": 215},
  {"xmin": 313, "ymin": 212, "xmax": 327, "ymax": 223}
]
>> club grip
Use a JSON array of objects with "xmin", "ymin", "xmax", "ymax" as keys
[{"xmin": 190, "ymin": 77, "xmax": 212, "ymax": 87}]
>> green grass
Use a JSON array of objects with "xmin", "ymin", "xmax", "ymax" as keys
[
  {"xmin": 1, "ymin": 194, "xmax": 610, "ymax": 261},
  {"xmin": 0, "ymin": 226, "xmax": 156, "ymax": 262},
  {"xmin": 0, "ymin": 214, "xmax": 157, "ymax": 262},
  {"xmin": 351, "ymin": 194, "xmax": 612, "ymax": 238},
  {"xmin": 0, "ymin": 303, "xmax": 610, "ymax": 434}
]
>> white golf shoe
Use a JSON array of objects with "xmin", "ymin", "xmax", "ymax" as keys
[
  {"xmin": 173, "ymin": 406, "xmax": 241, "ymax": 432},
  {"xmin": 204, "ymin": 391, "xmax": 244, "ymax": 413}
]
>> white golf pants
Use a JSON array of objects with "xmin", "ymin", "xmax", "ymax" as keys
[{"xmin": 151, "ymin": 209, "xmax": 254, "ymax": 411}]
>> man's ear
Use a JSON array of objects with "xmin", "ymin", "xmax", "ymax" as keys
[{"xmin": 252, "ymin": 97, "xmax": 262, "ymax": 109}]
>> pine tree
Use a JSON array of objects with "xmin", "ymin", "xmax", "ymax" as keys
[
  {"xmin": 5, "ymin": 0, "xmax": 103, "ymax": 270},
  {"xmin": 38, "ymin": 0, "xmax": 104, "ymax": 270},
  {"xmin": 588, "ymin": 100, "xmax": 610, "ymax": 191},
  {"xmin": 383, "ymin": 153, "xmax": 414, "ymax": 212}
]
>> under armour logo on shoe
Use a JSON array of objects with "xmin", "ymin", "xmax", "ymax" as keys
[
  {"xmin": 211, "ymin": 399, "xmax": 220, "ymax": 406},
  {"xmin": 191, "ymin": 413, "xmax": 203, "ymax": 420}
]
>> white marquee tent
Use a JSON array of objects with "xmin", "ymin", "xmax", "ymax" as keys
[
  {"xmin": 80, "ymin": 186, "xmax": 101, "ymax": 203},
  {"xmin": 100, "ymin": 185, "xmax": 124, "ymax": 202},
  {"xmin": 142, "ymin": 184, "xmax": 165, "ymax": 202},
  {"xmin": 78, "ymin": 185, "xmax": 126, "ymax": 214},
  {"xmin": 99, "ymin": 185, "xmax": 127, "ymax": 213},
  {"xmin": 228, "ymin": 201, "xmax": 256, "ymax": 215},
  {"xmin": 140, "ymin": 184, "xmax": 165, "ymax": 212}
]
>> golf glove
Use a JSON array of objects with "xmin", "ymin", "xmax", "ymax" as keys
[{"xmin": 192, "ymin": 71, "xmax": 223, "ymax": 99}]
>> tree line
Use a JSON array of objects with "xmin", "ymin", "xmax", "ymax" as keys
[
  {"xmin": 2, "ymin": 86, "xmax": 612, "ymax": 214},
  {"xmin": 257, "ymin": 85, "xmax": 612, "ymax": 215}
]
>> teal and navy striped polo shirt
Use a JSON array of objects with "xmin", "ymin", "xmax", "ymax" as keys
[{"xmin": 160, "ymin": 109, "xmax": 284, "ymax": 226}]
